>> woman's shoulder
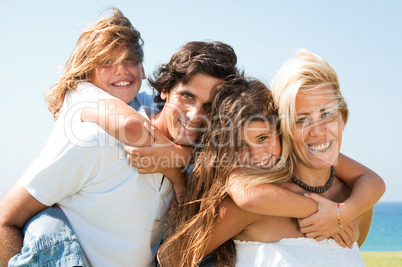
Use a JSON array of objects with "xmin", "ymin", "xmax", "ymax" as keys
[{"xmin": 326, "ymin": 176, "xmax": 352, "ymax": 202}]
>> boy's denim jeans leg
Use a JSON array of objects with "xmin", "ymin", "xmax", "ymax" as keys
[{"xmin": 8, "ymin": 205, "xmax": 87, "ymax": 267}]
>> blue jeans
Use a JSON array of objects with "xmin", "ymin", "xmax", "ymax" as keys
[{"xmin": 8, "ymin": 205, "xmax": 87, "ymax": 267}]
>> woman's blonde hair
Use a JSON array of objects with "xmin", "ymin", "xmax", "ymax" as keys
[
  {"xmin": 45, "ymin": 8, "xmax": 143, "ymax": 120},
  {"xmin": 158, "ymin": 76, "xmax": 293, "ymax": 267},
  {"xmin": 271, "ymin": 49, "xmax": 349, "ymax": 140}
]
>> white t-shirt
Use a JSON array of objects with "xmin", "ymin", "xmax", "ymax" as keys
[{"xmin": 21, "ymin": 82, "xmax": 173, "ymax": 267}]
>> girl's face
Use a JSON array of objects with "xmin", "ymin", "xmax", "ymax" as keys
[
  {"xmin": 238, "ymin": 121, "xmax": 281, "ymax": 169},
  {"xmin": 90, "ymin": 47, "xmax": 146, "ymax": 104},
  {"xmin": 291, "ymin": 87, "xmax": 345, "ymax": 170}
]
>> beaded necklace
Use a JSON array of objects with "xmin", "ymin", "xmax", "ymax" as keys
[{"xmin": 290, "ymin": 166, "xmax": 335, "ymax": 193}]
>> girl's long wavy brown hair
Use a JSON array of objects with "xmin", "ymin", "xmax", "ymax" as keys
[
  {"xmin": 158, "ymin": 76, "xmax": 294, "ymax": 266},
  {"xmin": 45, "ymin": 8, "xmax": 143, "ymax": 120}
]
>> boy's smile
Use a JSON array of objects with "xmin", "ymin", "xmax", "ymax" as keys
[{"xmin": 90, "ymin": 47, "xmax": 146, "ymax": 104}]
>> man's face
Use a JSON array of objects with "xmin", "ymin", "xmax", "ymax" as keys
[{"xmin": 155, "ymin": 73, "xmax": 223, "ymax": 146}]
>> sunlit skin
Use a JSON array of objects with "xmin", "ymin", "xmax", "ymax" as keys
[
  {"xmin": 89, "ymin": 47, "xmax": 146, "ymax": 104},
  {"xmin": 238, "ymin": 121, "xmax": 282, "ymax": 169},
  {"xmin": 154, "ymin": 73, "xmax": 223, "ymax": 146},
  {"xmin": 292, "ymin": 87, "xmax": 345, "ymax": 184}
]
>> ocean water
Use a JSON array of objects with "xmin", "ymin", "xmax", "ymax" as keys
[{"xmin": 360, "ymin": 202, "xmax": 402, "ymax": 251}]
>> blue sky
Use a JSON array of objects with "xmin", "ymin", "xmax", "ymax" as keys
[{"xmin": 0, "ymin": 0, "xmax": 401, "ymax": 202}]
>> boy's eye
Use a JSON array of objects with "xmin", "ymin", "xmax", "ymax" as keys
[
  {"xmin": 104, "ymin": 60, "xmax": 113, "ymax": 65},
  {"xmin": 258, "ymin": 136, "xmax": 268, "ymax": 142},
  {"xmin": 125, "ymin": 58, "xmax": 137, "ymax": 64}
]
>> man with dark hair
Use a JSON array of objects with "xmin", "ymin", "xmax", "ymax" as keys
[{"xmin": 0, "ymin": 41, "xmax": 238, "ymax": 267}]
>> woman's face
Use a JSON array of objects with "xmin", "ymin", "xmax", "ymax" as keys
[
  {"xmin": 238, "ymin": 121, "xmax": 282, "ymax": 169},
  {"xmin": 291, "ymin": 87, "xmax": 345, "ymax": 170}
]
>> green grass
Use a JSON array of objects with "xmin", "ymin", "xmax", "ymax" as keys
[{"xmin": 361, "ymin": 251, "xmax": 402, "ymax": 267}]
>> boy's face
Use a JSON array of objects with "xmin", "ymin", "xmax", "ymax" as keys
[
  {"xmin": 89, "ymin": 47, "xmax": 146, "ymax": 104},
  {"xmin": 155, "ymin": 73, "xmax": 223, "ymax": 146},
  {"xmin": 238, "ymin": 121, "xmax": 282, "ymax": 169}
]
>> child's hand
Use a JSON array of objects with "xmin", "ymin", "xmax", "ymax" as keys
[
  {"xmin": 124, "ymin": 122, "xmax": 192, "ymax": 174},
  {"xmin": 297, "ymin": 193, "xmax": 340, "ymax": 240}
]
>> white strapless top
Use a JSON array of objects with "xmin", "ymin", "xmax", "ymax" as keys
[{"xmin": 234, "ymin": 237, "xmax": 365, "ymax": 267}]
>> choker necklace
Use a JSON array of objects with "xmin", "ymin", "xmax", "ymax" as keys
[{"xmin": 291, "ymin": 166, "xmax": 335, "ymax": 193}]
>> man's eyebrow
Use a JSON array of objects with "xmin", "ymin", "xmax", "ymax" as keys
[{"xmin": 177, "ymin": 88, "xmax": 195, "ymax": 97}]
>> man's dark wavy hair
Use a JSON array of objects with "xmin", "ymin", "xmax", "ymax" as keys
[{"xmin": 149, "ymin": 41, "xmax": 239, "ymax": 109}]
